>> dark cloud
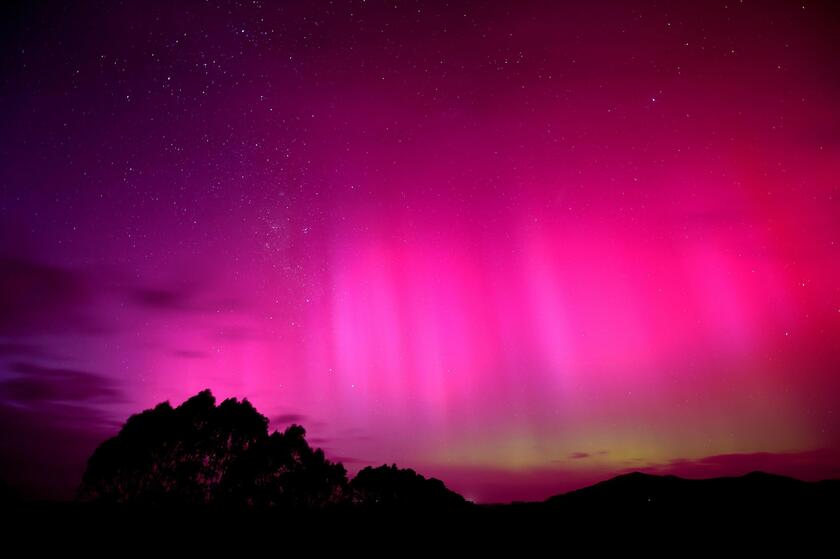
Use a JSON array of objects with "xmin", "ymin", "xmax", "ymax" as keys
[
  {"xmin": 0, "ymin": 342, "xmax": 52, "ymax": 359},
  {"xmin": 325, "ymin": 455, "xmax": 367, "ymax": 465},
  {"xmin": 337, "ymin": 427, "xmax": 372, "ymax": 441},
  {"xmin": 1, "ymin": 362, "xmax": 122, "ymax": 404},
  {"xmin": 569, "ymin": 452, "xmax": 590, "ymax": 460},
  {"xmin": 0, "ymin": 401, "xmax": 116, "ymax": 500},
  {"xmin": 0, "ymin": 359, "xmax": 124, "ymax": 498},
  {"xmin": 271, "ymin": 413, "xmax": 308, "ymax": 425},
  {"xmin": 269, "ymin": 413, "xmax": 327, "ymax": 431},
  {"xmin": 172, "ymin": 349, "xmax": 209, "ymax": 359},
  {"xmin": 131, "ymin": 286, "xmax": 195, "ymax": 311},
  {"xmin": 0, "ymin": 256, "xmax": 90, "ymax": 336},
  {"xmin": 626, "ymin": 448, "xmax": 840, "ymax": 481},
  {"xmin": 131, "ymin": 284, "xmax": 246, "ymax": 314}
]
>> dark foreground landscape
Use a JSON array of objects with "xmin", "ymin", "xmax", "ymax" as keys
[
  {"xmin": 2, "ymin": 391, "xmax": 838, "ymax": 546},
  {"xmin": 4, "ymin": 470, "xmax": 839, "ymax": 550}
]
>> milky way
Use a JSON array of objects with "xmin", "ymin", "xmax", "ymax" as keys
[{"xmin": 1, "ymin": 1, "xmax": 838, "ymax": 502}]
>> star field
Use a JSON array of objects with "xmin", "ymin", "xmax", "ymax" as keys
[{"xmin": 0, "ymin": 1, "xmax": 838, "ymax": 502}]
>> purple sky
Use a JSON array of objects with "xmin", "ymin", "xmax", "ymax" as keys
[{"xmin": 1, "ymin": 1, "xmax": 839, "ymax": 503}]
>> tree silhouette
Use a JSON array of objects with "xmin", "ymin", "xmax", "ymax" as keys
[
  {"xmin": 217, "ymin": 424, "xmax": 347, "ymax": 507},
  {"xmin": 78, "ymin": 389, "xmax": 470, "ymax": 510},
  {"xmin": 77, "ymin": 389, "xmax": 346, "ymax": 507},
  {"xmin": 350, "ymin": 464, "xmax": 468, "ymax": 510}
]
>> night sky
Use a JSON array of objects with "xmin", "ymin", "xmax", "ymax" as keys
[{"xmin": 1, "ymin": 1, "xmax": 838, "ymax": 503}]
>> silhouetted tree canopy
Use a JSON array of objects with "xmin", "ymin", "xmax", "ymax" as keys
[
  {"xmin": 77, "ymin": 389, "xmax": 468, "ymax": 510},
  {"xmin": 350, "ymin": 464, "xmax": 468, "ymax": 510},
  {"xmin": 77, "ymin": 390, "xmax": 346, "ymax": 507}
]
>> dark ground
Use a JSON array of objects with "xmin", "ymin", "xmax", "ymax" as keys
[{"xmin": 2, "ymin": 471, "xmax": 838, "ymax": 551}]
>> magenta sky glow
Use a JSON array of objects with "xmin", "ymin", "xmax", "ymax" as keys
[{"xmin": 1, "ymin": 1, "xmax": 838, "ymax": 502}]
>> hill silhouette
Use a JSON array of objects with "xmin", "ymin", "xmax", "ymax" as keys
[
  {"xmin": 70, "ymin": 389, "xmax": 839, "ymax": 519},
  {"xmin": 1, "ymin": 388, "xmax": 833, "ymax": 547},
  {"xmin": 541, "ymin": 470, "xmax": 840, "ymax": 512}
]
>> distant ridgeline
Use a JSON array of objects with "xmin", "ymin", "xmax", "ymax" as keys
[{"xmin": 76, "ymin": 389, "xmax": 840, "ymax": 516}]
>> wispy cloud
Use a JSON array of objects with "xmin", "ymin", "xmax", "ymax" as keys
[{"xmin": 1, "ymin": 362, "xmax": 122, "ymax": 404}]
